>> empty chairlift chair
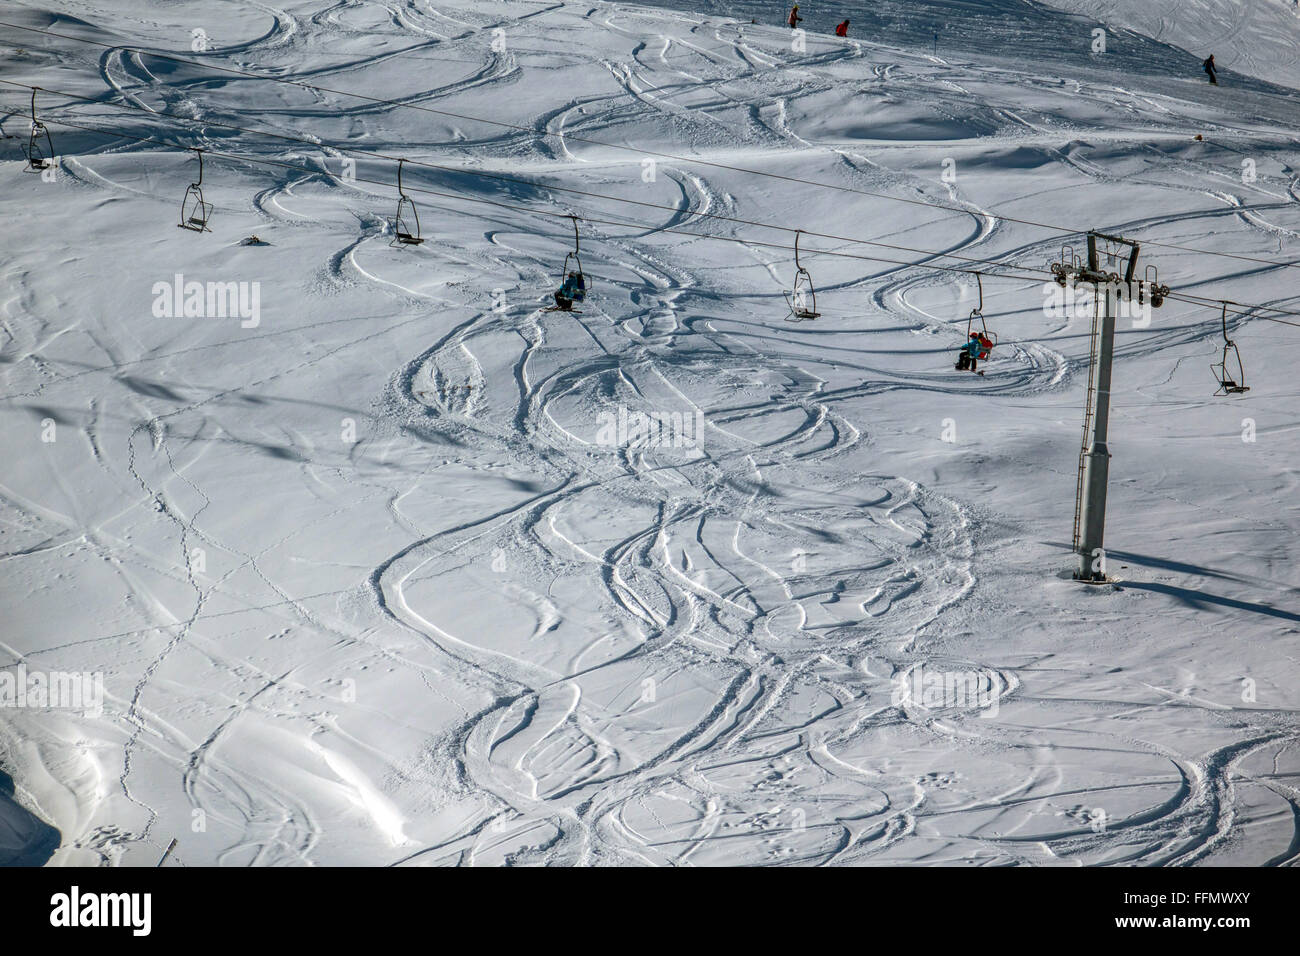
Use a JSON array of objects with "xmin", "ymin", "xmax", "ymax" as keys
[
  {"xmin": 1142, "ymin": 264, "xmax": 1168, "ymax": 308},
  {"xmin": 1212, "ymin": 302, "xmax": 1250, "ymax": 395},
  {"xmin": 23, "ymin": 88, "xmax": 54, "ymax": 172},
  {"xmin": 785, "ymin": 230, "xmax": 820, "ymax": 321},
  {"xmin": 178, "ymin": 148, "xmax": 214, "ymax": 232},
  {"xmin": 390, "ymin": 159, "xmax": 425, "ymax": 246}
]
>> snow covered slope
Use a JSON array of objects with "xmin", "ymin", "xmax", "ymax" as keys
[
  {"xmin": 640, "ymin": 0, "xmax": 1300, "ymax": 90},
  {"xmin": 0, "ymin": 0, "xmax": 1298, "ymax": 866},
  {"xmin": 1037, "ymin": 0, "xmax": 1300, "ymax": 92}
]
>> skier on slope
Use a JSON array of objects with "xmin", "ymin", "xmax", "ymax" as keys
[
  {"xmin": 788, "ymin": 4, "xmax": 802, "ymax": 28},
  {"xmin": 1203, "ymin": 54, "xmax": 1218, "ymax": 85},
  {"xmin": 835, "ymin": 20, "xmax": 850, "ymax": 37}
]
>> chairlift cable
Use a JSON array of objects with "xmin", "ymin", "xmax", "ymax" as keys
[
  {"xmin": 0, "ymin": 105, "xmax": 1053, "ymax": 286},
  {"xmin": 11, "ymin": 103, "xmax": 1300, "ymax": 334},
  {"xmin": 0, "ymin": 78, "xmax": 1047, "ymax": 276},
  {"xmin": 4, "ymin": 22, "xmax": 1300, "ymax": 274}
]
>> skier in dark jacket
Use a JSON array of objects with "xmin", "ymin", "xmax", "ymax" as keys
[
  {"xmin": 835, "ymin": 20, "xmax": 849, "ymax": 37},
  {"xmin": 553, "ymin": 271, "xmax": 586, "ymax": 311},
  {"xmin": 788, "ymin": 4, "xmax": 802, "ymax": 28},
  {"xmin": 1203, "ymin": 54, "xmax": 1218, "ymax": 85}
]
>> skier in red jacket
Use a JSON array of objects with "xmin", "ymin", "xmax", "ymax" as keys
[
  {"xmin": 835, "ymin": 20, "xmax": 849, "ymax": 37},
  {"xmin": 788, "ymin": 4, "xmax": 802, "ymax": 28}
]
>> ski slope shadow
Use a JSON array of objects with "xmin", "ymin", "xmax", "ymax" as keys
[
  {"xmin": 0, "ymin": 766, "xmax": 61, "ymax": 866},
  {"xmin": 1119, "ymin": 581, "xmax": 1300, "ymax": 624}
]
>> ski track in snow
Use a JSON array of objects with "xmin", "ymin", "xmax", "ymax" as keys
[{"xmin": 2, "ymin": 0, "xmax": 1299, "ymax": 866}]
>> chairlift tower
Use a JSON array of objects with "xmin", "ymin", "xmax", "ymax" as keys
[{"xmin": 1052, "ymin": 231, "xmax": 1168, "ymax": 583}]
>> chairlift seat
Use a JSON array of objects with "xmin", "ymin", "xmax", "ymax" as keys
[
  {"xmin": 178, "ymin": 149, "xmax": 213, "ymax": 232},
  {"xmin": 390, "ymin": 164, "xmax": 426, "ymax": 247},
  {"xmin": 24, "ymin": 93, "xmax": 54, "ymax": 171},
  {"xmin": 1212, "ymin": 312, "xmax": 1250, "ymax": 396},
  {"xmin": 786, "ymin": 240, "xmax": 820, "ymax": 321},
  {"xmin": 547, "ymin": 218, "xmax": 589, "ymax": 313},
  {"xmin": 393, "ymin": 200, "xmax": 424, "ymax": 244},
  {"xmin": 786, "ymin": 284, "xmax": 820, "ymax": 320},
  {"xmin": 179, "ymin": 185, "xmax": 213, "ymax": 232}
]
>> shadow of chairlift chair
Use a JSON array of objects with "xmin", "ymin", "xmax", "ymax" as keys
[
  {"xmin": 546, "ymin": 215, "xmax": 588, "ymax": 313},
  {"xmin": 23, "ymin": 88, "xmax": 54, "ymax": 172},
  {"xmin": 1212, "ymin": 301, "xmax": 1250, "ymax": 395},
  {"xmin": 178, "ymin": 148, "xmax": 214, "ymax": 232},
  {"xmin": 390, "ymin": 158, "xmax": 425, "ymax": 246},
  {"xmin": 785, "ymin": 230, "xmax": 820, "ymax": 321}
]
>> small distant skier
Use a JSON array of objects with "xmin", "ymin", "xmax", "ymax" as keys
[
  {"xmin": 1203, "ymin": 54, "xmax": 1218, "ymax": 85},
  {"xmin": 835, "ymin": 19, "xmax": 850, "ymax": 37},
  {"xmin": 788, "ymin": 4, "xmax": 802, "ymax": 28}
]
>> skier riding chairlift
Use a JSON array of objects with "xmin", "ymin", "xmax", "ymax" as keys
[
  {"xmin": 547, "ymin": 215, "xmax": 589, "ymax": 313},
  {"xmin": 955, "ymin": 332, "xmax": 994, "ymax": 374},
  {"xmin": 953, "ymin": 274, "xmax": 996, "ymax": 375},
  {"xmin": 553, "ymin": 271, "xmax": 587, "ymax": 312}
]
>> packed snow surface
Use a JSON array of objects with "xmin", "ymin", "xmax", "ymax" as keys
[{"xmin": 1, "ymin": 0, "xmax": 1298, "ymax": 865}]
